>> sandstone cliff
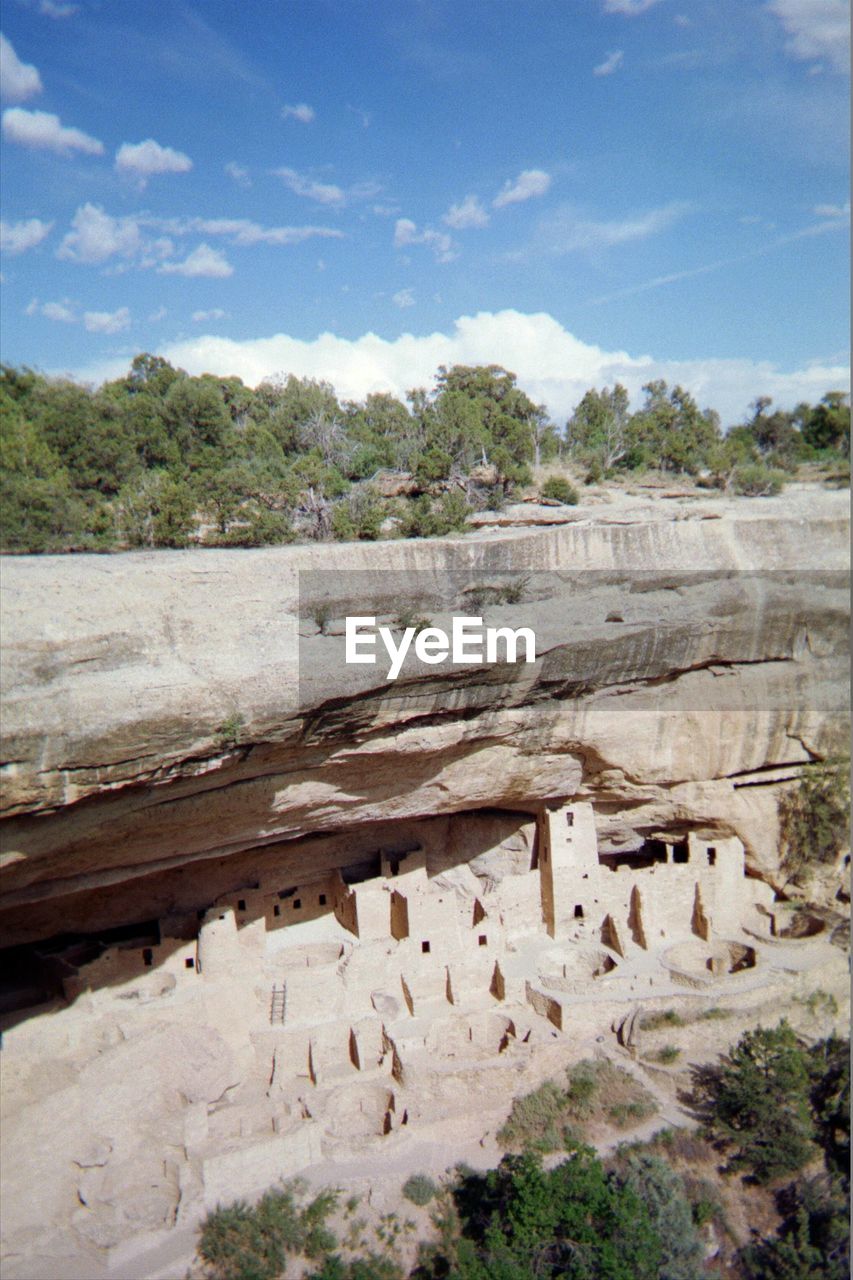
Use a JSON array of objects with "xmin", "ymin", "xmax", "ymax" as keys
[{"xmin": 0, "ymin": 488, "xmax": 849, "ymax": 947}]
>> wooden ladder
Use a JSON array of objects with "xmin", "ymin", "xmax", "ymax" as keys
[{"xmin": 270, "ymin": 984, "xmax": 286, "ymax": 1025}]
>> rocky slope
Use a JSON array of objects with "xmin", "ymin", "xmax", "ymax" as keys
[{"xmin": 0, "ymin": 488, "xmax": 849, "ymax": 947}]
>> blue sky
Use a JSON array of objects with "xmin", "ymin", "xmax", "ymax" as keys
[{"xmin": 0, "ymin": 0, "xmax": 849, "ymax": 424}]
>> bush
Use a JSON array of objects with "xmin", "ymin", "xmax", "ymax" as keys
[
  {"xmin": 540, "ymin": 475, "xmax": 579, "ymax": 505},
  {"xmin": 730, "ymin": 463, "xmax": 785, "ymax": 495},
  {"xmin": 401, "ymin": 1173, "xmax": 439, "ymax": 1206},
  {"xmin": 641, "ymin": 1009, "xmax": 685, "ymax": 1031},
  {"xmin": 198, "ymin": 1183, "xmax": 339, "ymax": 1280},
  {"xmin": 779, "ymin": 760, "xmax": 850, "ymax": 879},
  {"xmin": 652, "ymin": 1045, "xmax": 682, "ymax": 1065}
]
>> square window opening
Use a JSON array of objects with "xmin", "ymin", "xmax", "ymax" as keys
[
  {"xmin": 574, "ymin": 904, "xmax": 584, "ymax": 919},
  {"xmin": 142, "ymin": 948, "xmax": 153, "ymax": 967},
  {"xmin": 273, "ymin": 904, "xmax": 280, "ymax": 917},
  {"xmin": 185, "ymin": 957, "xmax": 194, "ymax": 969},
  {"xmin": 706, "ymin": 847, "xmax": 717, "ymax": 866},
  {"xmin": 421, "ymin": 940, "xmax": 431, "ymax": 954},
  {"xmin": 237, "ymin": 899, "xmax": 246, "ymax": 912},
  {"xmin": 478, "ymin": 935, "xmax": 487, "ymax": 946},
  {"xmin": 293, "ymin": 898, "xmax": 302, "ymax": 910},
  {"xmin": 319, "ymin": 893, "xmax": 327, "ymax": 906}
]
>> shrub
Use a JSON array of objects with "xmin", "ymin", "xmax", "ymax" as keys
[
  {"xmin": 198, "ymin": 1183, "xmax": 339, "ymax": 1280},
  {"xmin": 402, "ymin": 1173, "xmax": 439, "ymax": 1206},
  {"xmin": 216, "ymin": 714, "xmax": 244, "ymax": 747},
  {"xmin": 653, "ymin": 1045, "xmax": 682, "ymax": 1065},
  {"xmin": 641, "ymin": 1009, "xmax": 685, "ymax": 1031},
  {"xmin": 498, "ymin": 1080, "xmax": 567, "ymax": 1153},
  {"xmin": 540, "ymin": 475, "xmax": 579, "ymax": 505},
  {"xmin": 779, "ymin": 760, "xmax": 850, "ymax": 879},
  {"xmin": 730, "ymin": 463, "xmax": 785, "ymax": 496},
  {"xmin": 312, "ymin": 602, "xmax": 333, "ymax": 635}
]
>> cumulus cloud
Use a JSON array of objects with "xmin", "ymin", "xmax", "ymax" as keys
[
  {"xmin": 443, "ymin": 194, "xmax": 490, "ymax": 229},
  {"xmin": 57, "ymin": 203, "xmax": 141, "ymax": 264},
  {"xmin": 157, "ymin": 243, "xmax": 233, "ymax": 278},
  {"xmin": 115, "ymin": 138, "xmax": 192, "ymax": 186},
  {"xmin": 603, "ymin": 0, "xmax": 663, "ymax": 12},
  {"xmin": 148, "ymin": 306, "xmax": 167, "ymax": 322},
  {"xmin": 224, "ymin": 161, "xmax": 251, "ymax": 187},
  {"xmin": 0, "ymin": 34, "xmax": 42, "ymax": 103},
  {"xmin": 60, "ymin": 309, "xmax": 845, "ymax": 428},
  {"xmin": 529, "ymin": 200, "xmax": 691, "ymax": 254},
  {"xmin": 493, "ymin": 169, "xmax": 552, "ymax": 209},
  {"xmin": 192, "ymin": 308, "xmax": 226, "ymax": 323},
  {"xmin": 391, "ymin": 288, "xmax": 415, "ymax": 308},
  {"xmin": 594, "ymin": 50, "xmax": 624, "ymax": 76},
  {"xmin": 766, "ymin": 0, "xmax": 850, "ymax": 74},
  {"xmin": 2, "ymin": 106, "xmax": 103, "ymax": 154},
  {"xmin": 27, "ymin": 295, "xmax": 130, "ymax": 333},
  {"xmin": 273, "ymin": 167, "xmax": 345, "ymax": 205},
  {"xmin": 41, "ymin": 299, "xmax": 76, "ymax": 322},
  {"xmin": 83, "ymin": 306, "xmax": 130, "ymax": 334},
  {"xmin": 393, "ymin": 217, "xmax": 456, "ymax": 261},
  {"xmin": 0, "ymin": 216, "xmax": 52, "ymax": 253},
  {"xmin": 281, "ymin": 102, "xmax": 315, "ymax": 122}
]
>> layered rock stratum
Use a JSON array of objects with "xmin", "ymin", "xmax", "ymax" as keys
[{"xmin": 0, "ymin": 487, "xmax": 849, "ymax": 944}]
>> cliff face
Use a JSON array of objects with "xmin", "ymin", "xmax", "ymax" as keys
[{"xmin": 0, "ymin": 489, "xmax": 849, "ymax": 947}]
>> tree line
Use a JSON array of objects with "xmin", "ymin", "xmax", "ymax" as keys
[{"xmin": 1, "ymin": 355, "xmax": 848, "ymax": 553}]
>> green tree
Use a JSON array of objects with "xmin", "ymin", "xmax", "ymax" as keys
[
  {"xmin": 803, "ymin": 392, "xmax": 850, "ymax": 455},
  {"xmin": 617, "ymin": 1153, "xmax": 703, "ymax": 1280},
  {"xmin": 0, "ymin": 391, "xmax": 88, "ymax": 551},
  {"xmin": 444, "ymin": 1151, "xmax": 662, "ymax": 1280},
  {"xmin": 695, "ymin": 1021, "xmax": 816, "ymax": 1182}
]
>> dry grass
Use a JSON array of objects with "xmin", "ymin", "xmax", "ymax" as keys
[{"xmin": 498, "ymin": 1058, "xmax": 657, "ymax": 1152}]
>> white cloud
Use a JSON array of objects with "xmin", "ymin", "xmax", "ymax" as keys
[
  {"xmin": 603, "ymin": 0, "xmax": 663, "ymax": 12},
  {"xmin": 67, "ymin": 309, "xmax": 850, "ymax": 426},
  {"xmin": 674, "ymin": 13, "xmax": 691, "ymax": 24},
  {"xmin": 115, "ymin": 138, "xmax": 192, "ymax": 186},
  {"xmin": 392, "ymin": 288, "xmax": 415, "ymax": 308},
  {"xmin": 2, "ymin": 106, "xmax": 103, "ymax": 154},
  {"xmin": 157, "ymin": 243, "xmax": 233, "ymax": 278},
  {"xmin": 530, "ymin": 200, "xmax": 691, "ymax": 254},
  {"xmin": 766, "ymin": 0, "xmax": 850, "ymax": 74},
  {"xmin": 281, "ymin": 102, "xmax": 315, "ymax": 122},
  {"xmin": 224, "ymin": 161, "xmax": 251, "ymax": 187},
  {"xmin": 0, "ymin": 34, "xmax": 42, "ymax": 103},
  {"xmin": 39, "ymin": 1, "xmax": 79, "ymax": 16},
  {"xmin": 192, "ymin": 307, "xmax": 227, "ymax": 322},
  {"xmin": 57, "ymin": 203, "xmax": 141, "ymax": 264},
  {"xmin": 41, "ymin": 299, "xmax": 76, "ymax": 322},
  {"xmin": 83, "ymin": 306, "xmax": 130, "ymax": 334},
  {"xmin": 393, "ymin": 217, "xmax": 456, "ymax": 261},
  {"xmin": 813, "ymin": 201, "xmax": 851, "ymax": 217},
  {"xmin": 493, "ymin": 168, "xmax": 552, "ymax": 209},
  {"xmin": 594, "ymin": 50, "xmax": 625, "ymax": 76},
  {"xmin": 0, "ymin": 216, "xmax": 52, "ymax": 253},
  {"xmin": 186, "ymin": 217, "xmax": 344, "ymax": 246},
  {"xmin": 148, "ymin": 306, "xmax": 167, "ymax": 322},
  {"xmin": 443, "ymin": 194, "xmax": 490, "ymax": 229},
  {"xmin": 273, "ymin": 167, "xmax": 345, "ymax": 205}
]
